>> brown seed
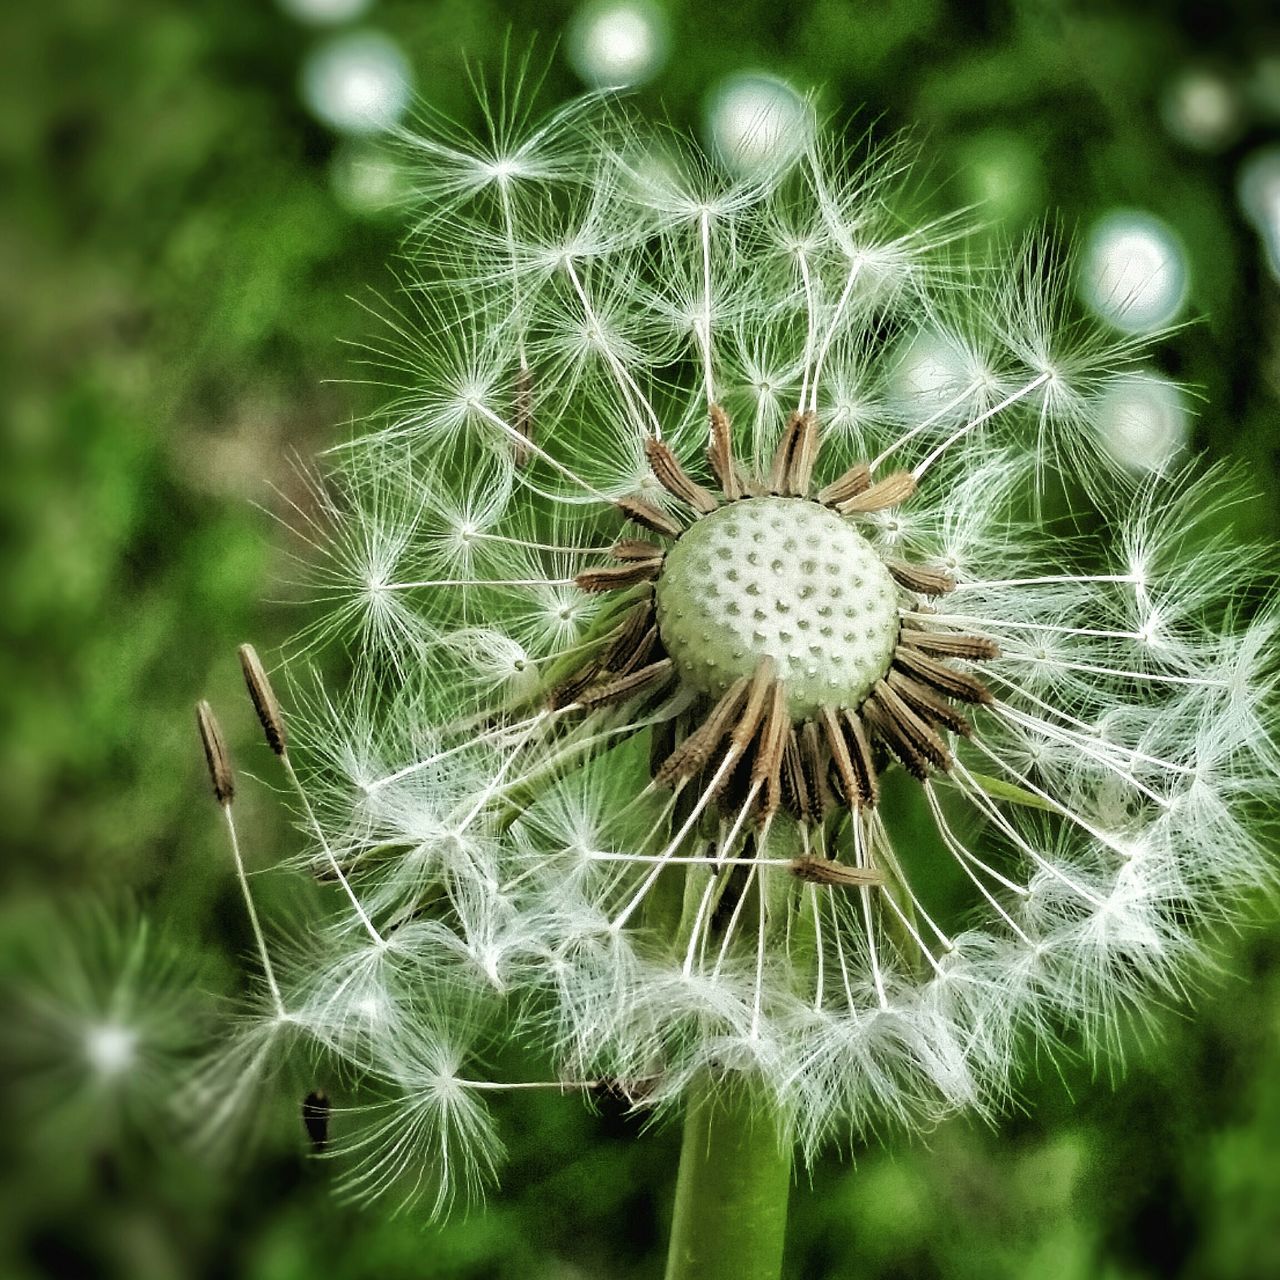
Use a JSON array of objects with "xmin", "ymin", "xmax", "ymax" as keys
[
  {"xmin": 873, "ymin": 679, "xmax": 952, "ymax": 770},
  {"xmin": 885, "ymin": 559, "xmax": 956, "ymax": 597},
  {"xmin": 836, "ymin": 470, "xmax": 917, "ymax": 514},
  {"xmin": 819, "ymin": 706, "xmax": 862, "ymax": 808},
  {"xmin": 196, "ymin": 700, "xmax": 235, "ymax": 807},
  {"xmin": 612, "ymin": 624, "xmax": 659, "ymax": 676},
  {"xmin": 750, "ymin": 681, "xmax": 790, "ymax": 820},
  {"xmin": 610, "ymin": 538, "xmax": 665, "ymax": 562},
  {"xmin": 892, "ymin": 646, "xmax": 994, "ymax": 704},
  {"xmin": 780, "ymin": 727, "xmax": 810, "ymax": 822},
  {"xmin": 575, "ymin": 560, "xmax": 662, "ymax": 593},
  {"xmin": 644, "ymin": 438, "xmax": 719, "ymax": 514},
  {"xmin": 800, "ymin": 719, "xmax": 834, "ymax": 818},
  {"xmin": 548, "ymin": 662, "xmax": 603, "ymax": 710},
  {"xmin": 555, "ymin": 609, "xmax": 660, "ymax": 711},
  {"xmin": 599, "ymin": 601, "xmax": 657, "ymax": 672},
  {"xmin": 728, "ymin": 659, "xmax": 775, "ymax": 753},
  {"xmin": 862, "ymin": 694, "xmax": 931, "ymax": 779},
  {"xmin": 841, "ymin": 709, "xmax": 880, "ymax": 808},
  {"xmin": 784, "ymin": 411, "xmax": 820, "ymax": 496},
  {"xmin": 577, "ymin": 658, "xmax": 674, "ymax": 710},
  {"xmin": 656, "ymin": 677, "xmax": 750, "ymax": 787},
  {"xmin": 886, "ymin": 668, "xmax": 972, "ymax": 737},
  {"xmin": 790, "ymin": 857, "xmax": 884, "ymax": 888},
  {"xmin": 897, "ymin": 629, "xmax": 1001, "ymax": 661},
  {"xmin": 818, "ymin": 462, "xmax": 871, "ymax": 507},
  {"xmin": 616, "ymin": 496, "xmax": 683, "ymax": 538},
  {"xmin": 238, "ymin": 643, "xmax": 287, "ymax": 756},
  {"xmin": 707, "ymin": 664, "xmax": 775, "ymax": 805},
  {"xmin": 767, "ymin": 410, "xmax": 819, "ymax": 496},
  {"xmin": 707, "ymin": 404, "xmax": 742, "ymax": 501}
]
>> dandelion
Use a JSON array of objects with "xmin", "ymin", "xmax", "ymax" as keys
[{"xmin": 198, "ymin": 82, "xmax": 1278, "ymax": 1276}]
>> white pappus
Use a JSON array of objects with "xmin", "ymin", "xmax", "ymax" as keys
[{"xmin": 194, "ymin": 74, "xmax": 1279, "ymax": 1216}]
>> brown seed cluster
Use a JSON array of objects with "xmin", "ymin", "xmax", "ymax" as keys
[{"xmin": 553, "ymin": 404, "xmax": 997, "ymax": 830}]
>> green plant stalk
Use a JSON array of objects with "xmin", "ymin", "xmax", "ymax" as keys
[{"xmin": 664, "ymin": 1072, "xmax": 793, "ymax": 1280}]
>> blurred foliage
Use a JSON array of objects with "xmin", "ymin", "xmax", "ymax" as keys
[{"xmin": 2, "ymin": 0, "xmax": 1279, "ymax": 1276}]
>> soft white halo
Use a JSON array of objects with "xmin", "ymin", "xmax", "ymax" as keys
[
  {"xmin": 889, "ymin": 330, "xmax": 975, "ymax": 416},
  {"xmin": 85, "ymin": 1023, "xmax": 137, "ymax": 1078},
  {"xmin": 330, "ymin": 141, "xmax": 404, "ymax": 214},
  {"xmin": 300, "ymin": 30, "xmax": 412, "ymax": 136},
  {"xmin": 1094, "ymin": 372, "xmax": 1190, "ymax": 475},
  {"xmin": 1238, "ymin": 147, "xmax": 1280, "ymax": 282},
  {"xmin": 278, "ymin": 0, "xmax": 373, "ymax": 26},
  {"xmin": 1248, "ymin": 53, "xmax": 1280, "ymax": 120},
  {"xmin": 705, "ymin": 72, "xmax": 813, "ymax": 176},
  {"xmin": 956, "ymin": 130, "xmax": 1043, "ymax": 225},
  {"xmin": 567, "ymin": 0, "xmax": 669, "ymax": 88},
  {"xmin": 1079, "ymin": 210, "xmax": 1189, "ymax": 335},
  {"xmin": 1160, "ymin": 68, "xmax": 1244, "ymax": 152}
]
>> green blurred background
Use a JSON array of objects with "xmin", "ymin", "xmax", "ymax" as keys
[{"xmin": 4, "ymin": 1, "xmax": 1280, "ymax": 1276}]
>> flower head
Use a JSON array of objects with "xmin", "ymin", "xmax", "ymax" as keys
[{"xmin": 208, "ymin": 85, "xmax": 1278, "ymax": 1208}]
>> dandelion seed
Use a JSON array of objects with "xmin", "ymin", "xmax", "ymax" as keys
[
  {"xmin": 8, "ymin": 902, "xmax": 205, "ymax": 1156},
  {"xmin": 203, "ymin": 83, "xmax": 1279, "ymax": 1226}
]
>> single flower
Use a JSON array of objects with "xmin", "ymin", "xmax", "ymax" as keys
[{"xmin": 200, "ymin": 81, "xmax": 1279, "ymax": 1242}]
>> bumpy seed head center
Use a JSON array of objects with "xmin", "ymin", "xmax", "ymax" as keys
[{"xmin": 655, "ymin": 496, "xmax": 899, "ymax": 719}]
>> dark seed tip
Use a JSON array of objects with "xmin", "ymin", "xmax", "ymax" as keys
[
  {"xmin": 196, "ymin": 700, "xmax": 235, "ymax": 806},
  {"xmin": 238, "ymin": 643, "xmax": 288, "ymax": 755}
]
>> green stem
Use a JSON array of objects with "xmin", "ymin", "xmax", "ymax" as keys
[{"xmin": 664, "ymin": 1073, "xmax": 793, "ymax": 1280}]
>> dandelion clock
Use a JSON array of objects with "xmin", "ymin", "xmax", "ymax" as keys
[{"xmin": 195, "ymin": 74, "xmax": 1279, "ymax": 1280}]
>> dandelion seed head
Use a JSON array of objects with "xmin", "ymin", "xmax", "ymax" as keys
[
  {"xmin": 215, "ymin": 80, "xmax": 1279, "ymax": 1204},
  {"xmin": 656, "ymin": 497, "xmax": 900, "ymax": 717}
]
